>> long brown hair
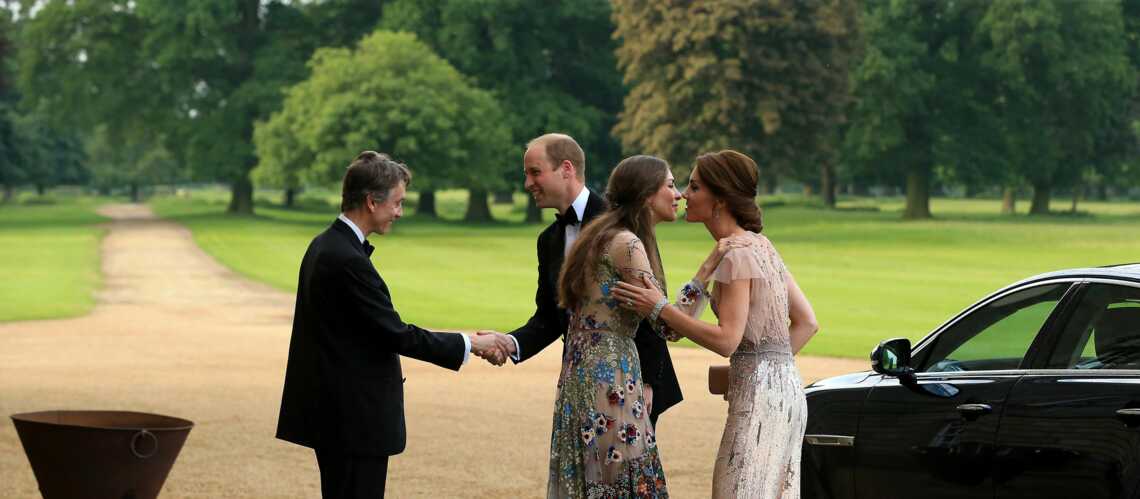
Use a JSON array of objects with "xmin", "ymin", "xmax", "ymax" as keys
[
  {"xmin": 559, "ymin": 156, "xmax": 671, "ymax": 311},
  {"xmin": 694, "ymin": 150, "xmax": 763, "ymax": 232}
]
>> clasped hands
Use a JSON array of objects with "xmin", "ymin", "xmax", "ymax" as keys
[{"xmin": 468, "ymin": 331, "xmax": 516, "ymax": 366}]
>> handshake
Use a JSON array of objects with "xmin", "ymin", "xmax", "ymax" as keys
[{"xmin": 467, "ymin": 331, "xmax": 516, "ymax": 366}]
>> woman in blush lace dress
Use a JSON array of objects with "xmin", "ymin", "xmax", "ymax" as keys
[{"xmin": 613, "ymin": 150, "xmax": 820, "ymax": 498}]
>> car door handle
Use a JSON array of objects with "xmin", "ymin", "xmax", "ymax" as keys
[
  {"xmin": 1116, "ymin": 408, "xmax": 1140, "ymax": 427},
  {"xmin": 956, "ymin": 403, "xmax": 992, "ymax": 420}
]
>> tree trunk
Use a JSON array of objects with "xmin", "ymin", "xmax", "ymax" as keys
[
  {"xmin": 227, "ymin": 175, "xmax": 255, "ymax": 214},
  {"xmin": 2, "ymin": 184, "xmax": 12, "ymax": 203},
  {"xmin": 903, "ymin": 165, "xmax": 932, "ymax": 219},
  {"xmin": 1001, "ymin": 187, "xmax": 1016, "ymax": 215},
  {"xmin": 525, "ymin": 195, "xmax": 542, "ymax": 223},
  {"xmin": 1071, "ymin": 184, "xmax": 1083, "ymax": 213},
  {"xmin": 820, "ymin": 162, "xmax": 837, "ymax": 208},
  {"xmin": 464, "ymin": 188, "xmax": 493, "ymax": 222},
  {"xmin": 283, "ymin": 188, "xmax": 296, "ymax": 208},
  {"xmin": 1029, "ymin": 181, "xmax": 1051, "ymax": 215},
  {"xmin": 417, "ymin": 189, "xmax": 437, "ymax": 218},
  {"xmin": 493, "ymin": 190, "xmax": 514, "ymax": 204},
  {"xmin": 35, "ymin": 184, "xmax": 45, "ymax": 196},
  {"xmin": 130, "ymin": 183, "xmax": 140, "ymax": 203}
]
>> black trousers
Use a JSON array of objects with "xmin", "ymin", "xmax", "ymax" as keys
[{"xmin": 315, "ymin": 449, "xmax": 389, "ymax": 499}]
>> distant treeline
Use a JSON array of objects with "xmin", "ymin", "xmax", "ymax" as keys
[{"xmin": 0, "ymin": 0, "xmax": 1136, "ymax": 219}]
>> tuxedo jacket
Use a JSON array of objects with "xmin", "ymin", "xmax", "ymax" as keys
[
  {"xmin": 276, "ymin": 219, "xmax": 466, "ymax": 457},
  {"xmin": 508, "ymin": 190, "xmax": 682, "ymax": 420}
]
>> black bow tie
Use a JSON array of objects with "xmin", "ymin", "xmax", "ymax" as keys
[
  {"xmin": 555, "ymin": 209, "xmax": 580, "ymax": 228},
  {"xmin": 362, "ymin": 239, "xmax": 375, "ymax": 257}
]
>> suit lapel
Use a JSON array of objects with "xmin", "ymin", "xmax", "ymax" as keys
[
  {"xmin": 581, "ymin": 189, "xmax": 608, "ymax": 225},
  {"xmin": 548, "ymin": 224, "xmax": 566, "ymax": 292},
  {"xmin": 548, "ymin": 189, "xmax": 608, "ymax": 288}
]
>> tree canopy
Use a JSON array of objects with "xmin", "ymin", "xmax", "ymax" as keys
[
  {"xmin": 613, "ymin": 0, "xmax": 859, "ymax": 204},
  {"xmin": 253, "ymin": 30, "xmax": 513, "ymax": 221}
]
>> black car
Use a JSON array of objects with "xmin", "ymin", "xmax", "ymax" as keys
[{"xmin": 802, "ymin": 263, "xmax": 1140, "ymax": 499}]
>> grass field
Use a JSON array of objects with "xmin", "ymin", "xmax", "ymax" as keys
[
  {"xmin": 150, "ymin": 188, "xmax": 1140, "ymax": 358},
  {"xmin": 0, "ymin": 197, "xmax": 108, "ymax": 321}
]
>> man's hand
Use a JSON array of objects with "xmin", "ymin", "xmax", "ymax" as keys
[
  {"xmin": 470, "ymin": 330, "xmax": 515, "ymax": 366},
  {"xmin": 482, "ymin": 330, "xmax": 516, "ymax": 362},
  {"xmin": 470, "ymin": 332, "xmax": 506, "ymax": 366}
]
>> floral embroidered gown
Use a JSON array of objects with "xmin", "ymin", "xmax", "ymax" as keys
[{"xmin": 548, "ymin": 231, "xmax": 668, "ymax": 499}]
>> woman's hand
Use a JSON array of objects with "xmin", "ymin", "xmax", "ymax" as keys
[{"xmin": 612, "ymin": 274, "xmax": 664, "ymax": 318}]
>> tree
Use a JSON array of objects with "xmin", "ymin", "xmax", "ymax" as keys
[
  {"xmin": 17, "ymin": 0, "xmax": 165, "ymax": 192},
  {"xmin": 382, "ymin": 0, "xmax": 623, "ymax": 221},
  {"xmin": 258, "ymin": 30, "xmax": 513, "ymax": 221},
  {"xmin": 0, "ymin": 104, "xmax": 23, "ymax": 202},
  {"xmin": 845, "ymin": 0, "xmax": 993, "ymax": 219},
  {"xmin": 252, "ymin": 109, "xmax": 310, "ymax": 208},
  {"xmin": 0, "ymin": 7, "xmax": 20, "ymax": 201},
  {"xmin": 85, "ymin": 125, "xmax": 175, "ymax": 201},
  {"xmin": 980, "ymin": 0, "xmax": 1135, "ymax": 215},
  {"xmin": 612, "ymin": 0, "xmax": 859, "ymax": 207},
  {"xmin": 133, "ymin": 0, "xmax": 298, "ymax": 214},
  {"xmin": 9, "ymin": 109, "xmax": 87, "ymax": 195},
  {"xmin": 16, "ymin": 0, "xmax": 365, "ymax": 214}
]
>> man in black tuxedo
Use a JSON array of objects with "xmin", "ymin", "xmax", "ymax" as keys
[
  {"xmin": 276, "ymin": 151, "xmax": 498, "ymax": 498},
  {"xmin": 479, "ymin": 133, "xmax": 682, "ymax": 424}
]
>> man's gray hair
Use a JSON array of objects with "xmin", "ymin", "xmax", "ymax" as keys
[{"xmin": 340, "ymin": 151, "xmax": 412, "ymax": 212}]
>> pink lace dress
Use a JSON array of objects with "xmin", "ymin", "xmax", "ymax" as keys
[{"xmin": 675, "ymin": 233, "xmax": 806, "ymax": 498}]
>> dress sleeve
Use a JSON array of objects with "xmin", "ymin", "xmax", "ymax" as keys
[
  {"xmin": 709, "ymin": 246, "xmax": 766, "ymax": 284},
  {"xmin": 610, "ymin": 232, "xmax": 671, "ymax": 339}
]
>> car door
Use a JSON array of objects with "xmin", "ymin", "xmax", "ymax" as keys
[
  {"xmin": 855, "ymin": 281, "xmax": 1076, "ymax": 499},
  {"xmin": 995, "ymin": 280, "xmax": 1140, "ymax": 498}
]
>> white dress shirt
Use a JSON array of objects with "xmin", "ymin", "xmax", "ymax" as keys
[
  {"xmin": 563, "ymin": 186, "xmax": 591, "ymax": 256},
  {"xmin": 338, "ymin": 214, "xmax": 472, "ymax": 364}
]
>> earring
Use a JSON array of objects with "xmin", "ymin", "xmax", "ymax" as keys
[{"xmin": 713, "ymin": 207, "xmax": 720, "ymax": 220}]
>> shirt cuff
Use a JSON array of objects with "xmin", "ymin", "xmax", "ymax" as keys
[
  {"xmin": 508, "ymin": 335, "xmax": 521, "ymax": 363},
  {"xmin": 461, "ymin": 333, "xmax": 471, "ymax": 365}
]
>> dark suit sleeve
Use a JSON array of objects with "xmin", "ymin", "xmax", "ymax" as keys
[
  {"xmin": 344, "ymin": 257, "xmax": 466, "ymax": 371},
  {"xmin": 507, "ymin": 230, "xmax": 564, "ymax": 363}
]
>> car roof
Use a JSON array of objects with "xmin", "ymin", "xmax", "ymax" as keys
[{"xmin": 1012, "ymin": 263, "xmax": 1140, "ymax": 288}]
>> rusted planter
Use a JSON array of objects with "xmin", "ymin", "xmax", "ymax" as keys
[{"xmin": 11, "ymin": 410, "xmax": 193, "ymax": 499}]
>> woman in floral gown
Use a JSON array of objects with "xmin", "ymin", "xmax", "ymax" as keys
[
  {"xmin": 613, "ymin": 150, "xmax": 820, "ymax": 498},
  {"xmin": 548, "ymin": 155, "xmax": 681, "ymax": 498}
]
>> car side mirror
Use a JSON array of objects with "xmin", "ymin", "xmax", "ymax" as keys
[
  {"xmin": 871, "ymin": 337, "xmax": 960, "ymax": 398},
  {"xmin": 871, "ymin": 338, "xmax": 914, "ymax": 379}
]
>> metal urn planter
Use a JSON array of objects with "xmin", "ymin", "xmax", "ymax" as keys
[{"xmin": 11, "ymin": 410, "xmax": 193, "ymax": 499}]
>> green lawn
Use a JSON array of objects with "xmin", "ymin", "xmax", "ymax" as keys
[
  {"xmin": 0, "ymin": 197, "xmax": 109, "ymax": 322},
  {"xmin": 152, "ymin": 189, "xmax": 1140, "ymax": 358}
]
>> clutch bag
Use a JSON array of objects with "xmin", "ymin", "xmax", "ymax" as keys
[{"xmin": 708, "ymin": 365, "xmax": 730, "ymax": 395}]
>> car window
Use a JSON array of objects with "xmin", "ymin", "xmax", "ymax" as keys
[
  {"xmin": 1046, "ymin": 283, "xmax": 1140, "ymax": 370},
  {"xmin": 920, "ymin": 283, "xmax": 1070, "ymax": 373}
]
